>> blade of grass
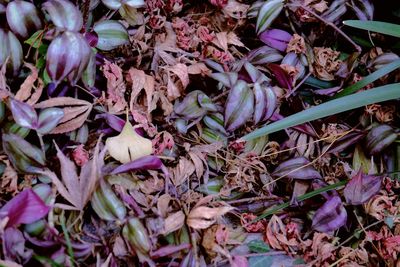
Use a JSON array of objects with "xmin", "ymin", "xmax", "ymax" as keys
[
  {"xmin": 253, "ymin": 180, "xmax": 347, "ymax": 221},
  {"xmin": 343, "ymin": 20, "xmax": 400, "ymax": 38},
  {"xmin": 60, "ymin": 212, "xmax": 75, "ymax": 267},
  {"xmin": 334, "ymin": 59, "xmax": 400, "ymax": 98},
  {"xmin": 242, "ymin": 83, "xmax": 400, "ymax": 141}
]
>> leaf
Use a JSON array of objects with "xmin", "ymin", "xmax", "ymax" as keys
[
  {"xmin": 248, "ymin": 240, "xmax": 270, "ymax": 253},
  {"xmin": 35, "ymin": 97, "xmax": 92, "ymax": 134},
  {"xmin": 343, "ymin": 20, "xmax": 400, "ymax": 38},
  {"xmin": 15, "ymin": 63, "xmax": 43, "ymax": 105},
  {"xmin": 0, "ymin": 189, "xmax": 50, "ymax": 227},
  {"xmin": 36, "ymin": 108, "xmax": 65, "ymax": 135},
  {"xmin": 312, "ymin": 196, "xmax": 347, "ymax": 232},
  {"xmin": 334, "ymin": 59, "xmax": 400, "ymax": 98},
  {"xmin": 38, "ymin": 138, "xmax": 104, "ymax": 210},
  {"xmin": 242, "ymin": 83, "xmax": 400, "ymax": 141},
  {"xmin": 24, "ymin": 30, "xmax": 44, "ymax": 48},
  {"xmin": 111, "ymin": 156, "xmax": 164, "ymax": 174},
  {"xmin": 9, "ymin": 99, "xmax": 37, "ymax": 129},
  {"xmin": 186, "ymin": 206, "xmax": 234, "ymax": 229}
]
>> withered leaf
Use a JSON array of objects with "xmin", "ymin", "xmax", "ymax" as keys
[
  {"xmin": 15, "ymin": 63, "xmax": 43, "ymax": 105},
  {"xmin": 187, "ymin": 205, "xmax": 234, "ymax": 229},
  {"xmin": 35, "ymin": 97, "xmax": 92, "ymax": 134},
  {"xmin": 37, "ymin": 138, "xmax": 105, "ymax": 210}
]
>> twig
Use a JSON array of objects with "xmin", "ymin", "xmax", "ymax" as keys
[{"xmin": 289, "ymin": 4, "xmax": 361, "ymax": 52}]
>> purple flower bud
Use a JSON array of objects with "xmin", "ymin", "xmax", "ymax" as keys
[
  {"xmin": 259, "ymin": 29, "xmax": 292, "ymax": 52},
  {"xmin": 312, "ymin": 196, "xmax": 347, "ymax": 233},
  {"xmin": 272, "ymin": 157, "xmax": 322, "ymax": 180},
  {"xmin": 6, "ymin": 0, "xmax": 43, "ymax": 39},
  {"xmin": 42, "ymin": 0, "xmax": 83, "ymax": 32},
  {"xmin": 46, "ymin": 31, "xmax": 90, "ymax": 85},
  {"xmin": 344, "ymin": 170, "xmax": 381, "ymax": 205}
]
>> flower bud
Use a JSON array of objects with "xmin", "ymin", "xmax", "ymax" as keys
[
  {"xmin": 366, "ymin": 124, "xmax": 397, "ymax": 155},
  {"xmin": 46, "ymin": 31, "xmax": 90, "ymax": 85},
  {"xmin": 259, "ymin": 29, "xmax": 291, "ymax": 52},
  {"xmin": 344, "ymin": 170, "xmax": 381, "ymax": 205},
  {"xmin": 0, "ymin": 29, "xmax": 23, "ymax": 76},
  {"xmin": 105, "ymin": 120, "xmax": 153, "ymax": 164},
  {"xmin": 122, "ymin": 217, "xmax": 151, "ymax": 255},
  {"xmin": 272, "ymin": 157, "xmax": 322, "ymax": 180},
  {"xmin": 256, "ymin": 0, "xmax": 284, "ymax": 35},
  {"xmin": 224, "ymin": 80, "xmax": 254, "ymax": 131},
  {"xmin": 6, "ymin": 0, "xmax": 43, "ymax": 39},
  {"xmin": 91, "ymin": 178, "xmax": 127, "ymax": 221},
  {"xmin": 42, "ymin": 0, "xmax": 83, "ymax": 32},
  {"xmin": 93, "ymin": 20, "xmax": 129, "ymax": 51}
]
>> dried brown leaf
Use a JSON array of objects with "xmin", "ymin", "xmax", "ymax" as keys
[
  {"xmin": 35, "ymin": 97, "xmax": 92, "ymax": 134},
  {"xmin": 187, "ymin": 206, "xmax": 234, "ymax": 229},
  {"xmin": 161, "ymin": 211, "xmax": 185, "ymax": 235},
  {"xmin": 15, "ymin": 63, "xmax": 43, "ymax": 104}
]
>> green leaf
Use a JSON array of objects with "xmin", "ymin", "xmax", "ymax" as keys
[
  {"xmin": 248, "ymin": 240, "xmax": 270, "ymax": 253},
  {"xmin": 335, "ymin": 59, "xmax": 400, "ymax": 98},
  {"xmin": 242, "ymin": 83, "xmax": 400, "ymax": 141},
  {"xmin": 343, "ymin": 20, "xmax": 400, "ymax": 38},
  {"xmin": 25, "ymin": 30, "xmax": 44, "ymax": 48}
]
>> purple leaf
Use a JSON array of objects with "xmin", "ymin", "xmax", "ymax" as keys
[
  {"xmin": 312, "ymin": 196, "xmax": 347, "ymax": 233},
  {"xmin": 111, "ymin": 155, "xmax": 163, "ymax": 175},
  {"xmin": 267, "ymin": 63, "xmax": 293, "ymax": 90},
  {"xmin": 344, "ymin": 170, "xmax": 382, "ymax": 205},
  {"xmin": 0, "ymin": 189, "xmax": 50, "ymax": 227},
  {"xmin": 272, "ymin": 157, "xmax": 322, "ymax": 180},
  {"xmin": 95, "ymin": 113, "xmax": 125, "ymax": 132},
  {"xmin": 37, "ymin": 108, "xmax": 64, "ymax": 134},
  {"xmin": 9, "ymin": 99, "xmax": 38, "ymax": 129},
  {"xmin": 3, "ymin": 228, "xmax": 32, "ymax": 263},
  {"xmin": 259, "ymin": 29, "xmax": 292, "ymax": 52},
  {"xmin": 224, "ymin": 80, "xmax": 254, "ymax": 131}
]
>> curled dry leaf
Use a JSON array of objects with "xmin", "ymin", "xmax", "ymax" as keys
[
  {"xmin": 161, "ymin": 210, "xmax": 185, "ymax": 235},
  {"xmin": 15, "ymin": 63, "xmax": 43, "ymax": 105},
  {"xmin": 34, "ymin": 97, "xmax": 92, "ymax": 134},
  {"xmin": 187, "ymin": 205, "xmax": 234, "ymax": 229}
]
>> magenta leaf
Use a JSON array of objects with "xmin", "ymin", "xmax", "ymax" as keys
[
  {"xmin": 312, "ymin": 196, "xmax": 347, "ymax": 233},
  {"xmin": 111, "ymin": 155, "xmax": 164, "ymax": 175},
  {"xmin": 0, "ymin": 189, "xmax": 50, "ymax": 227}
]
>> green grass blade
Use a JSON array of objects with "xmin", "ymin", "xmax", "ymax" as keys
[
  {"xmin": 242, "ymin": 83, "xmax": 400, "ymax": 141},
  {"xmin": 254, "ymin": 180, "xmax": 347, "ymax": 221},
  {"xmin": 334, "ymin": 59, "xmax": 400, "ymax": 98},
  {"xmin": 343, "ymin": 20, "xmax": 400, "ymax": 38}
]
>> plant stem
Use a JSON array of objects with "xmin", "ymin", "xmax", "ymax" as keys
[{"xmin": 37, "ymin": 132, "xmax": 46, "ymax": 159}]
